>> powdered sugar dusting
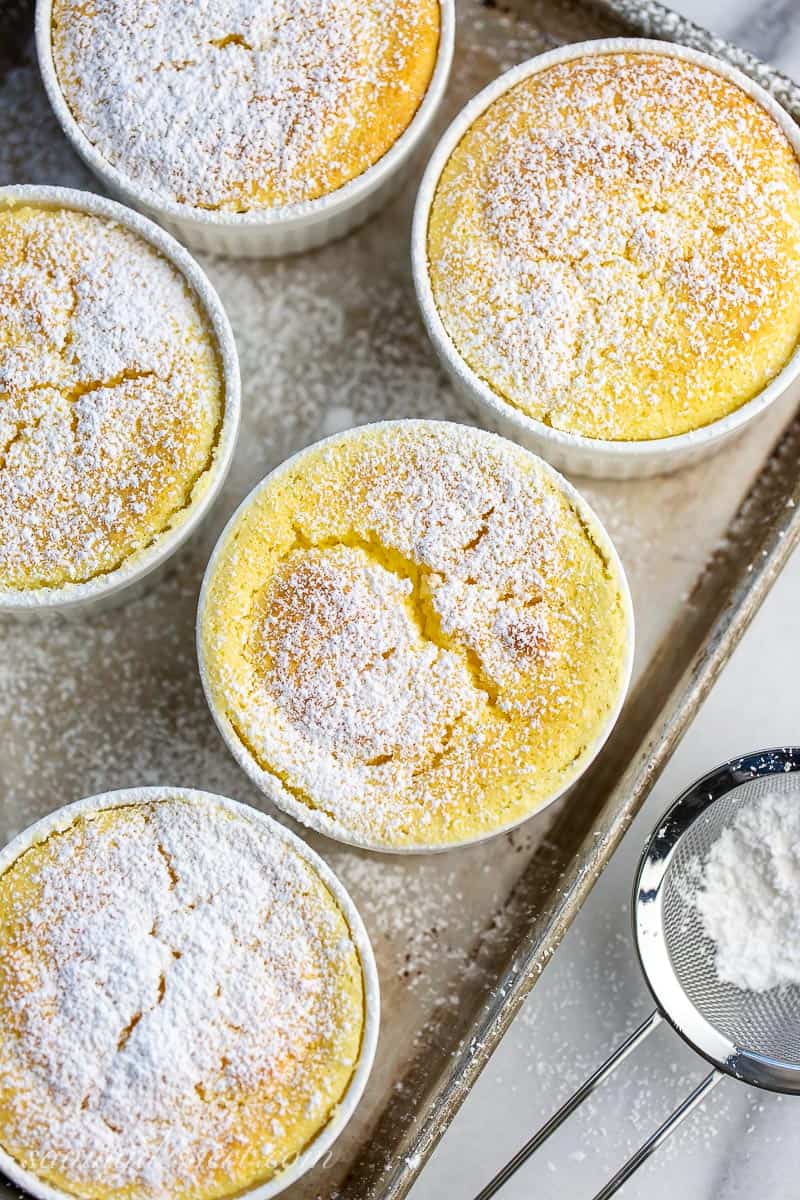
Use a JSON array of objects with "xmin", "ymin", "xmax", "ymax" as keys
[
  {"xmin": 428, "ymin": 51, "xmax": 800, "ymax": 440},
  {"xmin": 258, "ymin": 545, "xmax": 478, "ymax": 765},
  {"xmin": 0, "ymin": 795, "xmax": 364, "ymax": 1198},
  {"xmin": 0, "ymin": 204, "xmax": 223, "ymax": 591},
  {"xmin": 50, "ymin": 0, "xmax": 439, "ymax": 210}
]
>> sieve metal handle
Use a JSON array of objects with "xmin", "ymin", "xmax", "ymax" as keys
[{"xmin": 473, "ymin": 1010, "xmax": 662, "ymax": 1200}]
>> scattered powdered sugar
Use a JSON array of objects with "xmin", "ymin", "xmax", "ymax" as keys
[
  {"xmin": 50, "ymin": 0, "xmax": 438, "ymax": 210},
  {"xmin": 0, "ymin": 204, "xmax": 222, "ymax": 590},
  {"xmin": 0, "ymin": 796, "xmax": 362, "ymax": 1196},
  {"xmin": 691, "ymin": 791, "xmax": 800, "ymax": 992},
  {"xmin": 428, "ymin": 52, "xmax": 800, "ymax": 440}
]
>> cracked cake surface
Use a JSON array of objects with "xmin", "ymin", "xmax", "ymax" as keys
[
  {"xmin": 199, "ymin": 422, "xmax": 631, "ymax": 850},
  {"xmin": 427, "ymin": 51, "xmax": 800, "ymax": 441},
  {"xmin": 50, "ymin": 0, "xmax": 441, "ymax": 212},
  {"xmin": 0, "ymin": 203, "xmax": 224, "ymax": 593},
  {"xmin": 0, "ymin": 795, "xmax": 364, "ymax": 1200}
]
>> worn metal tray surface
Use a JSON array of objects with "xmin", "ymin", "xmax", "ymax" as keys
[{"xmin": 2, "ymin": 1, "xmax": 800, "ymax": 1197}]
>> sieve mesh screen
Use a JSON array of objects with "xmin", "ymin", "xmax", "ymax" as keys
[{"xmin": 661, "ymin": 773, "xmax": 800, "ymax": 1065}]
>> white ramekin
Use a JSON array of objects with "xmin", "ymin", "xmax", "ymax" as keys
[
  {"xmin": 35, "ymin": 0, "xmax": 454, "ymax": 258},
  {"xmin": 196, "ymin": 418, "xmax": 635, "ymax": 854},
  {"xmin": 0, "ymin": 785, "xmax": 380, "ymax": 1200},
  {"xmin": 412, "ymin": 38, "xmax": 800, "ymax": 480},
  {"xmin": 0, "ymin": 185, "xmax": 240, "ymax": 619}
]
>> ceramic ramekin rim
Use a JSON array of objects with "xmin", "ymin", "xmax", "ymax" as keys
[
  {"xmin": 35, "ymin": 0, "xmax": 455, "ymax": 231},
  {"xmin": 0, "ymin": 184, "xmax": 241, "ymax": 613},
  {"xmin": 411, "ymin": 36, "xmax": 800, "ymax": 467},
  {"xmin": 196, "ymin": 417, "xmax": 636, "ymax": 856},
  {"xmin": 0, "ymin": 784, "xmax": 380, "ymax": 1200}
]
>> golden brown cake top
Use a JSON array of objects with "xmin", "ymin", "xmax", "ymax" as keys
[
  {"xmin": 0, "ymin": 204, "xmax": 223, "ymax": 592},
  {"xmin": 0, "ymin": 798, "xmax": 364, "ymax": 1200},
  {"xmin": 200, "ymin": 422, "xmax": 631, "ymax": 850},
  {"xmin": 51, "ymin": 0, "xmax": 441, "ymax": 211},
  {"xmin": 427, "ymin": 52, "xmax": 800, "ymax": 441}
]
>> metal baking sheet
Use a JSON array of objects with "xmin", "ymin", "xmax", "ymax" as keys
[{"xmin": 2, "ymin": 1, "xmax": 800, "ymax": 1198}]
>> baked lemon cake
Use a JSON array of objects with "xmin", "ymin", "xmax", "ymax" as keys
[
  {"xmin": 427, "ymin": 51, "xmax": 800, "ymax": 441},
  {"xmin": 0, "ymin": 795, "xmax": 365, "ymax": 1200},
  {"xmin": 0, "ymin": 202, "xmax": 223, "ymax": 593},
  {"xmin": 50, "ymin": 0, "xmax": 441, "ymax": 212},
  {"xmin": 199, "ymin": 422, "xmax": 632, "ymax": 850}
]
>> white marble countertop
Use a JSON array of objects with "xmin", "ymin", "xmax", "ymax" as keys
[{"xmin": 411, "ymin": 3, "xmax": 800, "ymax": 1198}]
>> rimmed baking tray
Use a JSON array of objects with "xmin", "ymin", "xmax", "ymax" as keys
[{"xmin": 1, "ymin": 1, "xmax": 799, "ymax": 1198}]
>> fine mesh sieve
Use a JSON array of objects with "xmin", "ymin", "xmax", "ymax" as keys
[
  {"xmin": 641, "ymin": 757, "xmax": 800, "ymax": 1085},
  {"xmin": 474, "ymin": 747, "xmax": 800, "ymax": 1200}
]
